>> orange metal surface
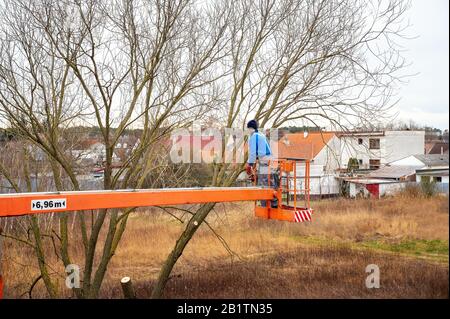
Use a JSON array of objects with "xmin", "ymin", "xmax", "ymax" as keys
[
  {"xmin": 254, "ymin": 159, "xmax": 314, "ymax": 222},
  {"xmin": 254, "ymin": 206, "xmax": 313, "ymax": 222},
  {"xmin": 255, "ymin": 206, "xmax": 292, "ymax": 222},
  {"xmin": 0, "ymin": 187, "xmax": 275, "ymax": 218}
]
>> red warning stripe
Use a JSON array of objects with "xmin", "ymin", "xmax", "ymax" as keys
[{"xmin": 294, "ymin": 209, "xmax": 313, "ymax": 222}]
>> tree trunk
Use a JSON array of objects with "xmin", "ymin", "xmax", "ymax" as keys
[
  {"xmin": 120, "ymin": 277, "xmax": 136, "ymax": 299},
  {"xmin": 151, "ymin": 202, "xmax": 215, "ymax": 298},
  {"xmin": 29, "ymin": 216, "xmax": 58, "ymax": 298}
]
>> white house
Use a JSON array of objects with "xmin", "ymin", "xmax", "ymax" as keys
[
  {"xmin": 389, "ymin": 154, "xmax": 449, "ymax": 193},
  {"xmin": 338, "ymin": 130, "xmax": 425, "ymax": 170},
  {"xmin": 344, "ymin": 178, "xmax": 410, "ymax": 198},
  {"xmin": 415, "ymin": 168, "xmax": 449, "ymax": 193},
  {"xmin": 344, "ymin": 165, "xmax": 418, "ymax": 199},
  {"xmin": 388, "ymin": 154, "xmax": 448, "ymax": 168},
  {"xmin": 347, "ymin": 154, "xmax": 450, "ymax": 197}
]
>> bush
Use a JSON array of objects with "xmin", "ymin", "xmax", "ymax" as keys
[
  {"xmin": 400, "ymin": 183, "xmax": 422, "ymax": 198},
  {"xmin": 420, "ymin": 176, "xmax": 437, "ymax": 198},
  {"xmin": 347, "ymin": 157, "xmax": 359, "ymax": 173}
]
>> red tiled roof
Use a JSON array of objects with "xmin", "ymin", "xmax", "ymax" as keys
[
  {"xmin": 425, "ymin": 142, "xmax": 449, "ymax": 155},
  {"xmin": 273, "ymin": 132, "xmax": 335, "ymax": 160}
]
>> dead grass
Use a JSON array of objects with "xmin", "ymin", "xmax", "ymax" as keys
[
  {"xmin": 1, "ymin": 194, "xmax": 448, "ymax": 298},
  {"xmin": 157, "ymin": 247, "xmax": 448, "ymax": 299}
]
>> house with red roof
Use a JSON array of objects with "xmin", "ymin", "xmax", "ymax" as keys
[{"xmin": 273, "ymin": 132, "xmax": 341, "ymax": 197}]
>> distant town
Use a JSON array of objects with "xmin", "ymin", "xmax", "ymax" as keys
[{"xmin": 1, "ymin": 126, "xmax": 448, "ymax": 199}]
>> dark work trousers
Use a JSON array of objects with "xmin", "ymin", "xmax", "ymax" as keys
[{"xmin": 257, "ymin": 162, "xmax": 279, "ymax": 208}]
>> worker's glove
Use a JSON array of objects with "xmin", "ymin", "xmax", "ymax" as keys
[
  {"xmin": 245, "ymin": 163, "xmax": 253, "ymax": 175},
  {"xmin": 246, "ymin": 163, "xmax": 256, "ymax": 175},
  {"xmin": 246, "ymin": 163, "xmax": 256, "ymax": 182}
]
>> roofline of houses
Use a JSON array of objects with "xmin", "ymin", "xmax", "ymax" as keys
[
  {"xmin": 341, "ymin": 177, "xmax": 401, "ymax": 184},
  {"xmin": 283, "ymin": 129, "xmax": 426, "ymax": 137}
]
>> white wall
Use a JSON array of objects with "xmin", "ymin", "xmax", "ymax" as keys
[
  {"xmin": 339, "ymin": 133, "xmax": 383, "ymax": 169},
  {"xmin": 348, "ymin": 182, "xmax": 410, "ymax": 198},
  {"xmin": 416, "ymin": 175, "xmax": 449, "ymax": 183},
  {"xmin": 348, "ymin": 182, "xmax": 370, "ymax": 198},
  {"xmin": 292, "ymin": 163, "xmax": 340, "ymax": 195},
  {"xmin": 312, "ymin": 135, "xmax": 341, "ymax": 172},
  {"xmin": 339, "ymin": 131, "xmax": 425, "ymax": 169},
  {"xmin": 390, "ymin": 156, "xmax": 426, "ymax": 166},
  {"xmin": 384, "ymin": 131, "xmax": 425, "ymax": 163},
  {"xmin": 380, "ymin": 182, "xmax": 409, "ymax": 196},
  {"xmin": 288, "ymin": 175, "xmax": 340, "ymax": 196}
]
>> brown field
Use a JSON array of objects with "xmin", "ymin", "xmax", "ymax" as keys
[{"xmin": 2, "ymin": 193, "xmax": 449, "ymax": 298}]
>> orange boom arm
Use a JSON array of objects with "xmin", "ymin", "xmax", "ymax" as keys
[{"xmin": 0, "ymin": 187, "xmax": 276, "ymax": 218}]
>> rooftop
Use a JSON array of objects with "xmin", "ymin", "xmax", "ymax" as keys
[
  {"xmin": 343, "ymin": 178, "xmax": 400, "ymax": 185},
  {"xmin": 367, "ymin": 165, "xmax": 419, "ymax": 179},
  {"xmin": 425, "ymin": 142, "xmax": 449, "ymax": 155},
  {"xmin": 274, "ymin": 132, "xmax": 335, "ymax": 160},
  {"xmin": 415, "ymin": 168, "xmax": 449, "ymax": 176},
  {"xmin": 413, "ymin": 154, "xmax": 449, "ymax": 167}
]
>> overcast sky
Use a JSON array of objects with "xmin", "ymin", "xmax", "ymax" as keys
[{"xmin": 395, "ymin": 0, "xmax": 449, "ymax": 130}]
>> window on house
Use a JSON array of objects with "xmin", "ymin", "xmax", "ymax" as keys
[
  {"xmin": 369, "ymin": 159, "xmax": 380, "ymax": 170},
  {"xmin": 357, "ymin": 159, "xmax": 363, "ymax": 169},
  {"xmin": 358, "ymin": 138, "xmax": 363, "ymax": 145},
  {"xmin": 434, "ymin": 176, "xmax": 442, "ymax": 183},
  {"xmin": 369, "ymin": 138, "xmax": 380, "ymax": 149}
]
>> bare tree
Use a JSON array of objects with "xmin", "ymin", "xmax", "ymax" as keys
[
  {"xmin": 0, "ymin": 0, "xmax": 229, "ymax": 298},
  {"xmin": 1, "ymin": 0, "xmax": 410, "ymax": 298},
  {"xmin": 151, "ymin": 0, "xmax": 410, "ymax": 298}
]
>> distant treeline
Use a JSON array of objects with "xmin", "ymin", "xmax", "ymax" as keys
[{"xmin": 1, "ymin": 124, "xmax": 447, "ymax": 142}]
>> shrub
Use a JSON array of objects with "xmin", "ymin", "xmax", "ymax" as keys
[
  {"xmin": 400, "ymin": 183, "xmax": 422, "ymax": 198},
  {"xmin": 420, "ymin": 176, "xmax": 437, "ymax": 198}
]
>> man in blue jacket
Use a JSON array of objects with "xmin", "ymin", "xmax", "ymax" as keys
[{"xmin": 245, "ymin": 119, "xmax": 278, "ymax": 208}]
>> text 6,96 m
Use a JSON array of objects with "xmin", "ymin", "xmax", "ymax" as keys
[{"xmin": 31, "ymin": 199, "xmax": 67, "ymax": 211}]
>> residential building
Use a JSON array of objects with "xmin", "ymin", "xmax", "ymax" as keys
[
  {"xmin": 343, "ymin": 165, "xmax": 418, "ymax": 198},
  {"xmin": 274, "ymin": 132, "xmax": 341, "ymax": 197},
  {"xmin": 389, "ymin": 154, "xmax": 448, "ymax": 168},
  {"xmin": 390, "ymin": 154, "xmax": 449, "ymax": 194},
  {"xmin": 344, "ymin": 178, "xmax": 409, "ymax": 199},
  {"xmin": 338, "ymin": 130, "xmax": 425, "ymax": 170},
  {"xmin": 415, "ymin": 168, "xmax": 449, "ymax": 193},
  {"xmin": 270, "ymin": 130, "xmax": 427, "ymax": 197},
  {"xmin": 352, "ymin": 154, "xmax": 450, "ymax": 197}
]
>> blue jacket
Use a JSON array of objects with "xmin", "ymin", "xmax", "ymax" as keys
[{"xmin": 248, "ymin": 131, "xmax": 272, "ymax": 164}]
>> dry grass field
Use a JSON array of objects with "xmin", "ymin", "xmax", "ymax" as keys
[{"xmin": 2, "ymin": 193, "xmax": 449, "ymax": 298}]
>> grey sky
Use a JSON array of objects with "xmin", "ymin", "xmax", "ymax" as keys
[{"xmin": 395, "ymin": 0, "xmax": 449, "ymax": 130}]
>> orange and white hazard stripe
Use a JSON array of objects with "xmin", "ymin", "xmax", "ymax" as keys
[{"xmin": 294, "ymin": 209, "xmax": 313, "ymax": 222}]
